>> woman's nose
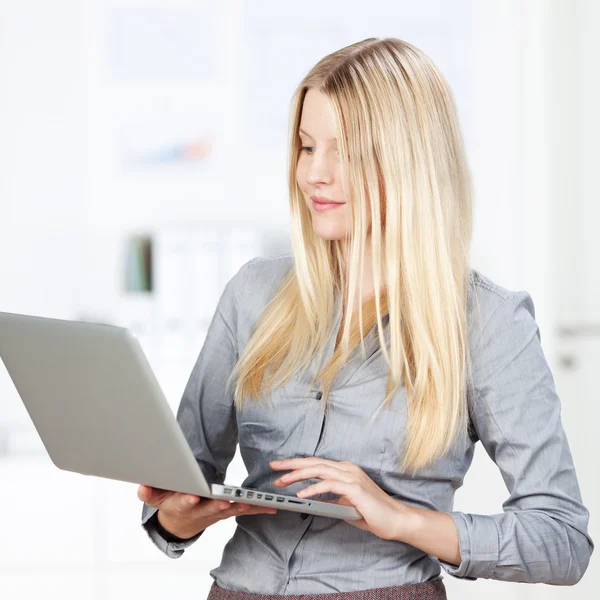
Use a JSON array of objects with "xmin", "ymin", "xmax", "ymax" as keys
[{"xmin": 305, "ymin": 152, "xmax": 334, "ymax": 186}]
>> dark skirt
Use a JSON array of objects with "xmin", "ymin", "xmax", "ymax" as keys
[{"xmin": 207, "ymin": 579, "xmax": 447, "ymax": 600}]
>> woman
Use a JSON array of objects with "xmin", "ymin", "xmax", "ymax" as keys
[{"xmin": 137, "ymin": 38, "xmax": 594, "ymax": 598}]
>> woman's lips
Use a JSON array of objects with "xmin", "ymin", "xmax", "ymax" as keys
[{"xmin": 311, "ymin": 199, "xmax": 345, "ymax": 212}]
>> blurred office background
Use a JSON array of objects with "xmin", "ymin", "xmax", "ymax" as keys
[{"xmin": 0, "ymin": 0, "xmax": 597, "ymax": 598}]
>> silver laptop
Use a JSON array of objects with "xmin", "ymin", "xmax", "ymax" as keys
[{"xmin": 0, "ymin": 310, "xmax": 361, "ymax": 521}]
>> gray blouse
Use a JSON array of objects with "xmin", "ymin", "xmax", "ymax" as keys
[{"xmin": 140, "ymin": 253, "xmax": 594, "ymax": 594}]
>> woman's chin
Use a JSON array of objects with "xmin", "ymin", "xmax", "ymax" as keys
[{"xmin": 312, "ymin": 228, "xmax": 345, "ymax": 241}]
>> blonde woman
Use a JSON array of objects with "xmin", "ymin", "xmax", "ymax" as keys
[{"xmin": 137, "ymin": 38, "xmax": 594, "ymax": 599}]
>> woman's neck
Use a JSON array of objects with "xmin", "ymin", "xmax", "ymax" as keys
[{"xmin": 339, "ymin": 238, "xmax": 383, "ymax": 306}]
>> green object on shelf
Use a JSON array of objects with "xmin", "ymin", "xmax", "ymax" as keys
[{"xmin": 125, "ymin": 236, "xmax": 153, "ymax": 292}]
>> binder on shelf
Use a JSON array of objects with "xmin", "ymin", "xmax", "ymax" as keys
[
  {"xmin": 118, "ymin": 233, "xmax": 159, "ymax": 362},
  {"xmin": 124, "ymin": 235, "xmax": 153, "ymax": 293}
]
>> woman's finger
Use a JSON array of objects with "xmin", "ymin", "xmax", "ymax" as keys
[
  {"xmin": 275, "ymin": 464, "xmax": 353, "ymax": 487},
  {"xmin": 297, "ymin": 479, "xmax": 358, "ymax": 499},
  {"xmin": 271, "ymin": 457, "xmax": 356, "ymax": 472},
  {"xmin": 138, "ymin": 485, "xmax": 173, "ymax": 506},
  {"xmin": 217, "ymin": 503, "xmax": 278, "ymax": 519},
  {"xmin": 179, "ymin": 493, "xmax": 200, "ymax": 508},
  {"xmin": 193, "ymin": 498, "xmax": 238, "ymax": 517}
]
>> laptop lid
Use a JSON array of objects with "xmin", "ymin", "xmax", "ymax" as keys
[{"xmin": 0, "ymin": 311, "xmax": 213, "ymax": 497}]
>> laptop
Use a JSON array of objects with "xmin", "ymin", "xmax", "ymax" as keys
[{"xmin": 0, "ymin": 310, "xmax": 361, "ymax": 521}]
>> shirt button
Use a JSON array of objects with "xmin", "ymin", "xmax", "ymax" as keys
[
  {"xmin": 315, "ymin": 391, "xmax": 323, "ymax": 400},
  {"xmin": 301, "ymin": 512, "xmax": 308, "ymax": 520}
]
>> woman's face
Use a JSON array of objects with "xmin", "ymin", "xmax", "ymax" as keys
[{"xmin": 296, "ymin": 88, "xmax": 350, "ymax": 240}]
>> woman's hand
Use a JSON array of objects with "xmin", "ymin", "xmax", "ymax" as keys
[
  {"xmin": 270, "ymin": 457, "xmax": 415, "ymax": 541},
  {"xmin": 137, "ymin": 484, "xmax": 278, "ymax": 539}
]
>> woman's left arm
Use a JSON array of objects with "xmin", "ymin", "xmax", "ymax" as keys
[
  {"xmin": 428, "ymin": 290, "xmax": 594, "ymax": 585},
  {"xmin": 272, "ymin": 291, "xmax": 594, "ymax": 585}
]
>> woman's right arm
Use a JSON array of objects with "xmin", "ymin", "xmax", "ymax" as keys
[{"xmin": 140, "ymin": 483, "xmax": 276, "ymax": 558}]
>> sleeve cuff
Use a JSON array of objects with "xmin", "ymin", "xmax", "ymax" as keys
[
  {"xmin": 141, "ymin": 505, "xmax": 204, "ymax": 559},
  {"xmin": 438, "ymin": 511, "xmax": 499, "ymax": 580}
]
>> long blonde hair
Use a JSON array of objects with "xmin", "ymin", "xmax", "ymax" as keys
[{"xmin": 229, "ymin": 37, "xmax": 475, "ymax": 475}]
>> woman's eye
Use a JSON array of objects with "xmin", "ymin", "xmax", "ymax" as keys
[{"xmin": 300, "ymin": 146, "xmax": 314, "ymax": 154}]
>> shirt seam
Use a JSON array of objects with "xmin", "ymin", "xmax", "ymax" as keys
[{"xmin": 471, "ymin": 274, "xmax": 512, "ymax": 301}]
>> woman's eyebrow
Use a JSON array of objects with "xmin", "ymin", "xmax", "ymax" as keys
[{"xmin": 299, "ymin": 128, "xmax": 337, "ymax": 142}]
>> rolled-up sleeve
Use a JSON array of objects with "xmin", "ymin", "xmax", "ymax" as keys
[
  {"xmin": 141, "ymin": 259, "xmax": 253, "ymax": 558},
  {"xmin": 439, "ymin": 290, "xmax": 594, "ymax": 584}
]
